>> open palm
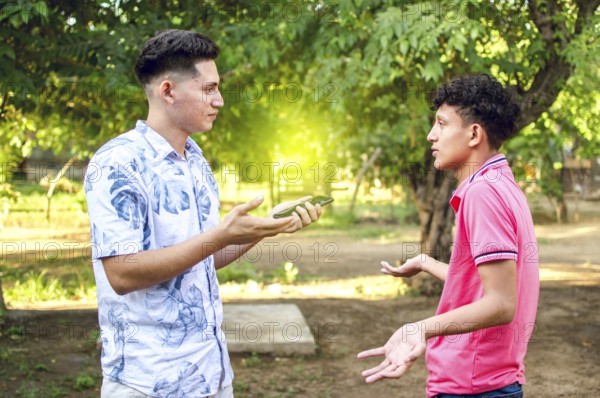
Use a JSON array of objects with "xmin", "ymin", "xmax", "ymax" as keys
[{"xmin": 358, "ymin": 323, "xmax": 427, "ymax": 383}]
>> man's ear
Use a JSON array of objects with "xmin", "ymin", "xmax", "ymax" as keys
[
  {"xmin": 468, "ymin": 124, "xmax": 486, "ymax": 148},
  {"xmin": 157, "ymin": 79, "xmax": 176, "ymax": 104}
]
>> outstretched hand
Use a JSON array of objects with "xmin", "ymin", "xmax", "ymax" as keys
[
  {"xmin": 220, "ymin": 196, "xmax": 297, "ymax": 244},
  {"xmin": 380, "ymin": 255, "xmax": 424, "ymax": 278},
  {"xmin": 357, "ymin": 323, "xmax": 427, "ymax": 383},
  {"xmin": 270, "ymin": 195, "xmax": 323, "ymax": 233}
]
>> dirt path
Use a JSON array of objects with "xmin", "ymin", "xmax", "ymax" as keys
[
  {"xmin": 1, "ymin": 222, "xmax": 599, "ymax": 397},
  {"xmin": 227, "ymin": 222, "xmax": 600, "ymax": 397}
]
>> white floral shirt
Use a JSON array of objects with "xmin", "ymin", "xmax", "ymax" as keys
[{"xmin": 84, "ymin": 120, "xmax": 233, "ymax": 397}]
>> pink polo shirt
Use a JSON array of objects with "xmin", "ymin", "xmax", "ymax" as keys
[{"xmin": 425, "ymin": 154, "xmax": 540, "ymax": 397}]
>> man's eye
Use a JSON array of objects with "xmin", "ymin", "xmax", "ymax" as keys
[{"xmin": 438, "ymin": 121, "xmax": 444, "ymax": 127}]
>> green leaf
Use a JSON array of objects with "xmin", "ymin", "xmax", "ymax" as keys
[
  {"xmin": 0, "ymin": 42, "xmax": 15, "ymax": 60},
  {"xmin": 399, "ymin": 40, "xmax": 409, "ymax": 55},
  {"xmin": 422, "ymin": 58, "xmax": 443, "ymax": 81}
]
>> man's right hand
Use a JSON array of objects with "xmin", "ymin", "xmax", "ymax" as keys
[
  {"xmin": 219, "ymin": 195, "xmax": 297, "ymax": 245},
  {"xmin": 380, "ymin": 255, "xmax": 425, "ymax": 278}
]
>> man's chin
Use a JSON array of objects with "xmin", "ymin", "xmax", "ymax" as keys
[
  {"xmin": 192, "ymin": 124, "xmax": 213, "ymax": 134},
  {"xmin": 432, "ymin": 161, "xmax": 446, "ymax": 170}
]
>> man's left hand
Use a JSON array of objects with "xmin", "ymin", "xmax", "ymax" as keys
[
  {"xmin": 270, "ymin": 196, "xmax": 323, "ymax": 233},
  {"xmin": 357, "ymin": 323, "xmax": 427, "ymax": 383}
]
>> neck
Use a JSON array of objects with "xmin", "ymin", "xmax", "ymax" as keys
[
  {"xmin": 146, "ymin": 110, "xmax": 188, "ymax": 158},
  {"xmin": 456, "ymin": 150, "xmax": 499, "ymax": 184}
]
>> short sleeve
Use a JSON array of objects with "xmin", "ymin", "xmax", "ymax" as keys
[
  {"xmin": 84, "ymin": 155, "xmax": 149, "ymax": 260},
  {"xmin": 461, "ymin": 181, "xmax": 518, "ymax": 266}
]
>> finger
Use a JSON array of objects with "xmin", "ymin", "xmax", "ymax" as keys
[
  {"xmin": 365, "ymin": 363, "xmax": 400, "ymax": 383},
  {"xmin": 235, "ymin": 195, "xmax": 264, "ymax": 214},
  {"xmin": 304, "ymin": 201, "xmax": 319, "ymax": 221},
  {"xmin": 281, "ymin": 215, "xmax": 303, "ymax": 233},
  {"xmin": 315, "ymin": 203, "xmax": 323, "ymax": 217},
  {"xmin": 371, "ymin": 363, "xmax": 409, "ymax": 382},
  {"xmin": 360, "ymin": 358, "xmax": 390, "ymax": 377},
  {"xmin": 291, "ymin": 212, "xmax": 303, "ymax": 230},
  {"xmin": 380, "ymin": 261, "xmax": 395, "ymax": 275},
  {"xmin": 279, "ymin": 216, "xmax": 299, "ymax": 231},
  {"xmin": 265, "ymin": 220, "xmax": 298, "ymax": 237},
  {"xmin": 357, "ymin": 346, "xmax": 385, "ymax": 359},
  {"xmin": 257, "ymin": 215, "xmax": 297, "ymax": 233},
  {"xmin": 294, "ymin": 204, "xmax": 312, "ymax": 226}
]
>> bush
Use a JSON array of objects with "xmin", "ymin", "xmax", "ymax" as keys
[
  {"xmin": 74, "ymin": 373, "xmax": 96, "ymax": 391},
  {"xmin": 217, "ymin": 262, "xmax": 260, "ymax": 283}
]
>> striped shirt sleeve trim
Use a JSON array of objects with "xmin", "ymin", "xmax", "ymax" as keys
[{"xmin": 474, "ymin": 250, "xmax": 518, "ymax": 264}]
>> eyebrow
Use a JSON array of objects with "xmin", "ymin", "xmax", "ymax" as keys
[
  {"xmin": 201, "ymin": 82, "xmax": 219, "ymax": 90},
  {"xmin": 436, "ymin": 113, "xmax": 448, "ymax": 122}
]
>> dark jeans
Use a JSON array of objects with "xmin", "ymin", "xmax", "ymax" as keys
[{"xmin": 435, "ymin": 382, "xmax": 523, "ymax": 398}]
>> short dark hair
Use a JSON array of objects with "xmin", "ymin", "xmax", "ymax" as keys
[
  {"xmin": 431, "ymin": 74, "xmax": 521, "ymax": 150},
  {"xmin": 134, "ymin": 29, "xmax": 220, "ymax": 86}
]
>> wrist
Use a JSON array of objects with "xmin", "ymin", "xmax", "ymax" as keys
[
  {"xmin": 213, "ymin": 223, "xmax": 234, "ymax": 247},
  {"xmin": 406, "ymin": 322, "xmax": 431, "ymax": 343},
  {"xmin": 418, "ymin": 319, "xmax": 435, "ymax": 341},
  {"xmin": 420, "ymin": 254, "xmax": 430, "ymax": 273}
]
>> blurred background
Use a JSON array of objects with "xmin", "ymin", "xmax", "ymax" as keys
[{"xmin": 0, "ymin": 1, "xmax": 599, "ymax": 397}]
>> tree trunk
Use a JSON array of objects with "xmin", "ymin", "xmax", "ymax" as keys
[
  {"xmin": 349, "ymin": 147, "xmax": 382, "ymax": 214},
  {"xmin": 407, "ymin": 151, "xmax": 456, "ymax": 296},
  {"xmin": 0, "ymin": 275, "xmax": 6, "ymax": 316},
  {"xmin": 554, "ymin": 196, "xmax": 568, "ymax": 223},
  {"xmin": 45, "ymin": 156, "xmax": 77, "ymax": 223}
]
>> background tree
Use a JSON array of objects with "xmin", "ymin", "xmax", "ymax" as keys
[
  {"xmin": 282, "ymin": 0, "xmax": 599, "ymax": 293},
  {"xmin": 1, "ymin": 0, "xmax": 598, "ymax": 301}
]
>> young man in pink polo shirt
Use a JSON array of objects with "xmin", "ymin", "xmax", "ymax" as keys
[{"xmin": 358, "ymin": 74, "xmax": 539, "ymax": 397}]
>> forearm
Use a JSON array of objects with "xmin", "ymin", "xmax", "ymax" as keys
[
  {"xmin": 213, "ymin": 240, "xmax": 261, "ymax": 270},
  {"xmin": 102, "ymin": 226, "xmax": 228, "ymax": 295},
  {"xmin": 421, "ymin": 255, "xmax": 449, "ymax": 281},
  {"xmin": 421, "ymin": 293, "xmax": 516, "ymax": 340},
  {"xmin": 421, "ymin": 259, "xmax": 517, "ymax": 339}
]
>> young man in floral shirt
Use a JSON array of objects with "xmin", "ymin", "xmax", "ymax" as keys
[{"xmin": 85, "ymin": 29, "xmax": 322, "ymax": 398}]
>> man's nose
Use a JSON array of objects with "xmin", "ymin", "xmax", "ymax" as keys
[
  {"xmin": 427, "ymin": 127, "xmax": 437, "ymax": 142},
  {"xmin": 212, "ymin": 90, "xmax": 224, "ymax": 108}
]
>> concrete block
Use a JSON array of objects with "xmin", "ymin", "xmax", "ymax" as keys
[{"xmin": 222, "ymin": 304, "xmax": 316, "ymax": 355}]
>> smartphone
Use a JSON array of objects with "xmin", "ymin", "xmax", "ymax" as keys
[{"xmin": 273, "ymin": 195, "xmax": 334, "ymax": 219}]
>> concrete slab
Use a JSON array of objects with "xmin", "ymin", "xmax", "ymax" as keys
[{"xmin": 222, "ymin": 304, "xmax": 316, "ymax": 355}]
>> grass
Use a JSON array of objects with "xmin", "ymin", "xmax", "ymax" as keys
[
  {"xmin": 218, "ymin": 274, "xmax": 411, "ymax": 300},
  {"xmin": 74, "ymin": 373, "xmax": 96, "ymax": 391},
  {"xmin": 2, "ymin": 181, "xmax": 88, "ymax": 229},
  {"xmin": 1, "ymin": 246, "xmax": 96, "ymax": 307},
  {"xmin": 3, "ymin": 268, "xmax": 96, "ymax": 305},
  {"xmin": 0, "ymin": 181, "xmax": 420, "ymax": 307}
]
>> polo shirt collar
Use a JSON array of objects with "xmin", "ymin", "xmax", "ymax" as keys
[
  {"xmin": 449, "ymin": 154, "xmax": 508, "ymax": 212},
  {"xmin": 135, "ymin": 120, "xmax": 204, "ymax": 160}
]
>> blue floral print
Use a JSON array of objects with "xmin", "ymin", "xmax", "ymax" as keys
[
  {"xmin": 153, "ymin": 361, "xmax": 211, "ymax": 397},
  {"xmin": 85, "ymin": 121, "xmax": 232, "ymax": 397}
]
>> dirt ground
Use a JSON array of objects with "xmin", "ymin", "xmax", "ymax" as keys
[{"xmin": 1, "ymin": 217, "xmax": 600, "ymax": 397}]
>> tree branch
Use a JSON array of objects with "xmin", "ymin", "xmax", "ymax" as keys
[
  {"xmin": 0, "ymin": 92, "xmax": 9, "ymax": 119},
  {"xmin": 517, "ymin": 0, "xmax": 598, "ymax": 130}
]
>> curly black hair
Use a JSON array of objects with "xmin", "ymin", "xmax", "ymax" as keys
[
  {"xmin": 134, "ymin": 29, "xmax": 220, "ymax": 86},
  {"xmin": 431, "ymin": 74, "xmax": 521, "ymax": 150}
]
